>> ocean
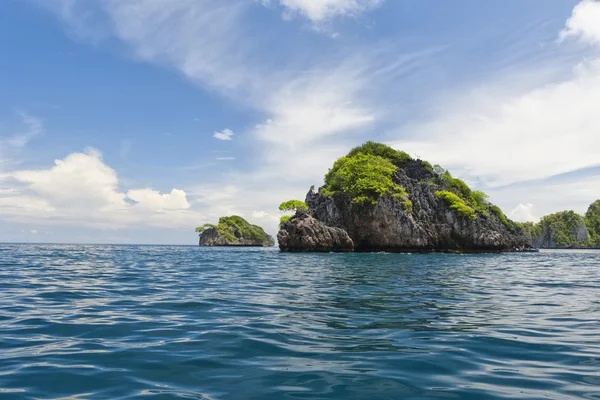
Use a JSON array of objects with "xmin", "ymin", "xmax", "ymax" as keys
[{"xmin": 0, "ymin": 244, "xmax": 599, "ymax": 399}]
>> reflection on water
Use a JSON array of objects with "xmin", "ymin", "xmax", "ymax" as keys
[{"xmin": 0, "ymin": 245, "xmax": 599, "ymax": 399}]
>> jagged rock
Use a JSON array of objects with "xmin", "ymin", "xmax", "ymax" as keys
[
  {"xmin": 278, "ymin": 144, "xmax": 530, "ymax": 253},
  {"xmin": 277, "ymin": 213, "xmax": 354, "ymax": 252}
]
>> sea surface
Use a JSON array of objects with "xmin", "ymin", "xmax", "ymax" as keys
[{"xmin": 0, "ymin": 245, "xmax": 599, "ymax": 399}]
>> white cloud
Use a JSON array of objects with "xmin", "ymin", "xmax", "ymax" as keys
[
  {"xmin": 216, "ymin": 157, "xmax": 236, "ymax": 161},
  {"xmin": 271, "ymin": 0, "xmax": 383, "ymax": 22},
  {"xmin": 561, "ymin": 0, "xmax": 600, "ymax": 46},
  {"xmin": 1, "ymin": 113, "xmax": 44, "ymax": 169},
  {"xmin": 50, "ymin": 0, "xmax": 254, "ymax": 90},
  {"xmin": 510, "ymin": 203, "xmax": 539, "ymax": 223},
  {"xmin": 390, "ymin": 1, "xmax": 600, "ymax": 188},
  {"xmin": 127, "ymin": 188, "xmax": 190, "ymax": 211},
  {"xmin": 213, "ymin": 129, "xmax": 235, "ymax": 141},
  {"xmin": 6, "ymin": 113, "xmax": 44, "ymax": 149},
  {"xmin": 1, "ymin": 149, "xmax": 202, "ymax": 230}
]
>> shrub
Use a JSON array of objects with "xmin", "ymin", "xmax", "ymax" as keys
[
  {"xmin": 279, "ymin": 200, "xmax": 308, "ymax": 213},
  {"xmin": 435, "ymin": 191, "xmax": 476, "ymax": 220},
  {"xmin": 490, "ymin": 205, "xmax": 513, "ymax": 231},
  {"xmin": 195, "ymin": 223, "xmax": 218, "ymax": 233},
  {"xmin": 470, "ymin": 190, "xmax": 489, "ymax": 213},
  {"xmin": 279, "ymin": 215, "xmax": 291, "ymax": 227},
  {"xmin": 323, "ymin": 153, "xmax": 408, "ymax": 205},
  {"xmin": 401, "ymin": 200, "xmax": 413, "ymax": 213},
  {"xmin": 421, "ymin": 160, "xmax": 435, "ymax": 174},
  {"xmin": 346, "ymin": 141, "xmax": 412, "ymax": 165}
]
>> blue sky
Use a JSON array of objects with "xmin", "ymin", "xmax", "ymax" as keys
[{"xmin": 1, "ymin": 0, "xmax": 599, "ymax": 244}]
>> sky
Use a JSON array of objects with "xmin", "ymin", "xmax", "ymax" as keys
[{"xmin": 1, "ymin": 0, "xmax": 599, "ymax": 244}]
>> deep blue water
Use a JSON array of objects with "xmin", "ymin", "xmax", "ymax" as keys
[{"xmin": 1, "ymin": 245, "xmax": 599, "ymax": 399}]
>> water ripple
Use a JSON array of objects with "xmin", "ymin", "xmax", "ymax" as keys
[{"xmin": 1, "ymin": 245, "xmax": 599, "ymax": 399}]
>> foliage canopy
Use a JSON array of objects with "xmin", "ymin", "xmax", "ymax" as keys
[
  {"xmin": 435, "ymin": 191, "xmax": 477, "ymax": 220},
  {"xmin": 345, "ymin": 141, "xmax": 412, "ymax": 165},
  {"xmin": 585, "ymin": 200, "xmax": 600, "ymax": 246},
  {"xmin": 196, "ymin": 216, "xmax": 268, "ymax": 242},
  {"xmin": 536, "ymin": 210, "xmax": 589, "ymax": 247},
  {"xmin": 278, "ymin": 199, "xmax": 308, "ymax": 227},
  {"xmin": 279, "ymin": 200, "xmax": 308, "ymax": 212},
  {"xmin": 322, "ymin": 153, "xmax": 408, "ymax": 205}
]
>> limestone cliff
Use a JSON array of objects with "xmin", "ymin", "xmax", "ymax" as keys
[{"xmin": 278, "ymin": 142, "xmax": 530, "ymax": 253}]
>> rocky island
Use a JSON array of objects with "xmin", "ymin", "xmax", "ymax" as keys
[
  {"xmin": 197, "ymin": 216, "xmax": 275, "ymax": 247},
  {"xmin": 523, "ymin": 200, "xmax": 600, "ymax": 249},
  {"xmin": 278, "ymin": 142, "xmax": 531, "ymax": 253}
]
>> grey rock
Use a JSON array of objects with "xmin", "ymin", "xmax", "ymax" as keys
[
  {"xmin": 280, "ymin": 159, "xmax": 529, "ymax": 253},
  {"xmin": 277, "ymin": 212, "xmax": 354, "ymax": 252}
]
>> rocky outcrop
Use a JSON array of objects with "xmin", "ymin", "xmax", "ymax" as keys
[
  {"xmin": 279, "ymin": 146, "xmax": 530, "ymax": 253},
  {"xmin": 277, "ymin": 213, "xmax": 354, "ymax": 252},
  {"xmin": 198, "ymin": 216, "xmax": 275, "ymax": 247},
  {"xmin": 200, "ymin": 228, "xmax": 275, "ymax": 247}
]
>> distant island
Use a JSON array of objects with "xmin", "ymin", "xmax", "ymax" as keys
[
  {"xmin": 523, "ymin": 201, "xmax": 600, "ymax": 249},
  {"xmin": 196, "ymin": 216, "xmax": 274, "ymax": 247},
  {"xmin": 278, "ymin": 142, "xmax": 531, "ymax": 253}
]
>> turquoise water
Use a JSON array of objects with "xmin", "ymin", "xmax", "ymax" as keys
[{"xmin": 1, "ymin": 245, "xmax": 599, "ymax": 399}]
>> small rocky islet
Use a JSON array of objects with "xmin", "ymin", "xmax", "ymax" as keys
[
  {"xmin": 197, "ymin": 142, "xmax": 600, "ymax": 252},
  {"xmin": 522, "ymin": 201, "xmax": 600, "ymax": 249},
  {"xmin": 197, "ymin": 216, "xmax": 274, "ymax": 247}
]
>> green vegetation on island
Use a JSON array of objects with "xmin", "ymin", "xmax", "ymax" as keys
[
  {"xmin": 279, "ymin": 200, "xmax": 308, "ymax": 227},
  {"xmin": 320, "ymin": 142, "xmax": 411, "ymax": 206},
  {"xmin": 278, "ymin": 141, "xmax": 529, "ymax": 252},
  {"xmin": 435, "ymin": 191, "xmax": 476, "ymax": 220},
  {"xmin": 521, "ymin": 205, "xmax": 600, "ymax": 248},
  {"xmin": 196, "ymin": 216, "xmax": 273, "ymax": 246},
  {"xmin": 585, "ymin": 200, "xmax": 600, "ymax": 246},
  {"xmin": 317, "ymin": 141, "xmax": 516, "ymax": 229}
]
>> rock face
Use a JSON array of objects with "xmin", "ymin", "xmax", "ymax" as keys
[
  {"xmin": 279, "ymin": 155, "xmax": 530, "ymax": 253},
  {"xmin": 198, "ymin": 216, "xmax": 275, "ymax": 247},
  {"xmin": 277, "ymin": 212, "xmax": 354, "ymax": 252}
]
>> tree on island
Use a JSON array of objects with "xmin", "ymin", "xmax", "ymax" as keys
[{"xmin": 279, "ymin": 200, "xmax": 308, "ymax": 227}]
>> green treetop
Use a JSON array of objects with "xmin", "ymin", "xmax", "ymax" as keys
[
  {"xmin": 536, "ymin": 210, "xmax": 589, "ymax": 247},
  {"xmin": 278, "ymin": 199, "xmax": 308, "ymax": 227},
  {"xmin": 196, "ymin": 216, "xmax": 268, "ymax": 242}
]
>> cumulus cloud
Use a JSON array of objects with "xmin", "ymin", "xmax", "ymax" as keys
[
  {"xmin": 269, "ymin": 0, "xmax": 383, "ymax": 22},
  {"xmin": 1, "ymin": 149, "xmax": 201, "ymax": 229},
  {"xmin": 561, "ymin": 0, "xmax": 600, "ymax": 46},
  {"xmin": 510, "ymin": 203, "xmax": 539, "ymax": 223},
  {"xmin": 213, "ymin": 128, "xmax": 235, "ymax": 141}
]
